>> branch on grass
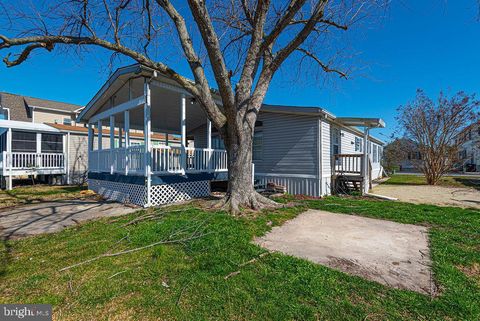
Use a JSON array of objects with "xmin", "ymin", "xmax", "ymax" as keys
[
  {"xmin": 224, "ymin": 252, "xmax": 270, "ymax": 279},
  {"xmin": 59, "ymin": 232, "xmax": 208, "ymax": 272}
]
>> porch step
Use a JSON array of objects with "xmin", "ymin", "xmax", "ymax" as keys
[{"xmin": 333, "ymin": 175, "xmax": 364, "ymax": 194}]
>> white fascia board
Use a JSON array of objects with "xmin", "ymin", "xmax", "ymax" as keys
[{"xmin": 89, "ymin": 96, "xmax": 146, "ymax": 124}]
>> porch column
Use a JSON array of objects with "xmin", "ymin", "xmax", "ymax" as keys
[
  {"xmin": 207, "ymin": 118, "xmax": 212, "ymax": 172},
  {"xmin": 109, "ymin": 115, "xmax": 115, "ymax": 149},
  {"xmin": 180, "ymin": 94, "xmax": 186, "ymax": 174},
  {"xmin": 66, "ymin": 132, "xmax": 70, "ymax": 184},
  {"xmin": 87, "ymin": 123, "xmax": 93, "ymax": 152},
  {"xmin": 207, "ymin": 119, "xmax": 212, "ymax": 149},
  {"xmin": 363, "ymin": 127, "xmax": 369, "ymax": 194},
  {"xmin": 6, "ymin": 128, "xmax": 12, "ymax": 190},
  {"xmin": 97, "ymin": 120, "xmax": 103, "ymax": 150},
  {"xmin": 36, "ymin": 133, "xmax": 41, "ymax": 169},
  {"xmin": 144, "ymin": 79, "xmax": 152, "ymax": 206},
  {"xmin": 124, "ymin": 110, "xmax": 130, "ymax": 176},
  {"xmin": 118, "ymin": 126, "xmax": 123, "ymax": 148},
  {"xmin": 110, "ymin": 115, "xmax": 115, "ymax": 174}
]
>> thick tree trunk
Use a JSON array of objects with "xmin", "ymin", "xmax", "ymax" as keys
[{"xmin": 213, "ymin": 117, "xmax": 278, "ymax": 214}]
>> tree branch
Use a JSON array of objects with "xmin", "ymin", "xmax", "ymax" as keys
[
  {"xmin": 296, "ymin": 48, "xmax": 347, "ymax": 79},
  {"xmin": 154, "ymin": 0, "xmax": 227, "ymax": 128},
  {"xmin": 187, "ymin": 0, "xmax": 236, "ymax": 111}
]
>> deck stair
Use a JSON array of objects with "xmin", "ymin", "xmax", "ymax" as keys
[{"xmin": 332, "ymin": 154, "xmax": 371, "ymax": 194}]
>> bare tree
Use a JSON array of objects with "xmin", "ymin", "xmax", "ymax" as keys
[
  {"xmin": 0, "ymin": 0, "xmax": 384, "ymax": 213},
  {"xmin": 397, "ymin": 89, "xmax": 479, "ymax": 184}
]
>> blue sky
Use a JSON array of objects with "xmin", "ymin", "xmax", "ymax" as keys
[{"xmin": 0, "ymin": 1, "xmax": 479, "ymax": 141}]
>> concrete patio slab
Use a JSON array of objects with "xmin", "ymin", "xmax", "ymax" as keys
[
  {"xmin": 0, "ymin": 199, "xmax": 138, "ymax": 240},
  {"xmin": 255, "ymin": 209, "xmax": 435, "ymax": 295}
]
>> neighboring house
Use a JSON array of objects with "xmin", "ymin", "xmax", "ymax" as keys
[
  {"xmin": 78, "ymin": 64, "xmax": 385, "ymax": 207},
  {"xmin": 0, "ymin": 92, "xmax": 85, "ymax": 188},
  {"xmin": 455, "ymin": 121, "xmax": 480, "ymax": 172}
]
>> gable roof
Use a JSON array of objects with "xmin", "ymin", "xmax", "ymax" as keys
[{"xmin": 0, "ymin": 92, "xmax": 83, "ymax": 122}]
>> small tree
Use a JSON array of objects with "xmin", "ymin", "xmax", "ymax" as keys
[
  {"xmin": 0, "ymin": 0, "xmax": 385, "ymax": 213},
  {"xmin": 397, "ymin": 89, "xmax": 479, "ymax": 184}
]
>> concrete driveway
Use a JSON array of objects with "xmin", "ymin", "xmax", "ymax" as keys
[
  {"xmin": 0, "ymin": 199, "xmax": 138, "ymax": 240},
  {"xmin": 255, "ymin": 209, "xmax": 435, "ymax": 295}
]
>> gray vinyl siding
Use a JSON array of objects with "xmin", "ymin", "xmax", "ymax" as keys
[
  {"xmin": 191, "ymin": 124, "xmax": 207, "ymax": 148},
  {"xmin": 254, "ymin": 112, "xmax": 318, "ymax": 176},
  {"xmin": 68, "ymin": 133, "xmax": 89, "ymax": 184},
  {"xmin": 340, "ymin": 128, "xmax": 360, "ymax": 155},
  {"xmin": 320, "ymin": 120, "xmax": 331, "ymax": 195}
]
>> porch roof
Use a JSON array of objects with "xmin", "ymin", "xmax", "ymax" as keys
[
  {"xmin": 0, "ymin": 119, "xmax": 61, "ymax": 133},
  {"xmin": 337, "ymin": 117, "xmax": 386, "ymax": 128}
]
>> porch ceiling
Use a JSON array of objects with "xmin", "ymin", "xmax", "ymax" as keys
[{"xmin": 108, "ymin": 86, "xmax": 208, "ymax": 134}]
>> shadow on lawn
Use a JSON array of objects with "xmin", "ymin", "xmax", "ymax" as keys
[
  {"xmin": 0, "ymin": 199, "xmax": 104, "ymax": 277},
  {"xmin": 453, "ymin": 178, "xmax": 480, "ymax": 191}
]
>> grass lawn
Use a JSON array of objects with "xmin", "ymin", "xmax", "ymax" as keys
[
  {"xmin": 384, "ymin": 174, "xmax": 480, "ymax": 190},
  {"xmin": 0, "ymin": 185, "xmax": 91, "ymax": 208},
  {"xmin": 1, "ymin": 197, "xmax": 479, "ymax": 320}
]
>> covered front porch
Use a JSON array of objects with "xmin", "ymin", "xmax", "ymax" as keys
[{"xmin": 80, "ymin": 65, "xmax": 228, "ymax": 206}]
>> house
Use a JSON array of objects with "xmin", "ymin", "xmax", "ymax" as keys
[
  {"xmin": 0, "ymin": 92, "xmax": 84, "ymax": 188},
  {"xmin": 456, "ymin": 121, "xmax": 480, "ymax": 172},
  {"xmin": 0, "ymin": 92, "xmax": 179, "ymax": 189},
  {"xmin": 77, "ymin": 64, "xmax": 385, "ymax": 207}
]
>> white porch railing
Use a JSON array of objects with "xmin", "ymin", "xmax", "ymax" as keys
[
  {"xmin": 1, "ymin": 152, "xmax": 65, "ymax": 174},
  {"xmin": 89, "ymin": 146, "xmax": 228, "ymax": 175}
]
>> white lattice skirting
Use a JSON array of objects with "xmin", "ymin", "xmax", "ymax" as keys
[
  {"xmin": 88, "ymin": 179, "xmax": 211, "ymax": 207},
  {"xmin": 150, "ymin": 180, "xmax": 210, "ymax": 206},
  {"xmin": 88, "ymin": 179, "xmax": 146, "ymax": 206}
]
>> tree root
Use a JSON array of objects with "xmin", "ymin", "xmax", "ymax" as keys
[{"xmin": 208, "ymin": 191, "xmax": 282, "ymax": 215}]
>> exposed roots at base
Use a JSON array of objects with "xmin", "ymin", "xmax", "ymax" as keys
[{"xmin": 209, "ymin": 191, "xmax": 282, "ymax": 215}]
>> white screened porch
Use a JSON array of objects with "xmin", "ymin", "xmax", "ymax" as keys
[
  {"xmin": 0, "ymin": 120, "xmax": 66, "ymax": 190},
  {"xmin": 79, "ymin": 65, "xmax": 228, "ymax": 207}
]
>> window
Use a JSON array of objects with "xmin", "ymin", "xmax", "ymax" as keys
[
  {"xmin": 373, "ymin": 144, "xmax": 378, "ymax": 163},
  {"xmin": 332, "ymin": 128, "xmax": 340, "ymax": 156},
  {"xmin": 63, "ymin": 118, "xmax": 72, "ymax": 125},
  {"xmin": 253, "ymin": 131, "xmax": 263, "ymax": 161},
  {"xmin": 12, "ymin": 131, "xmax": 36, "ymax": 152},
  {"xmin": 355, "ymin": 137, "xmax": 363, "ymax": 152},
  {"xmin": 41, "ymin": 134, "xmax": 63, "ymax": 153}
]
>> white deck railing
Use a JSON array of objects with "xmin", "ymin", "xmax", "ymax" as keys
[
  {"xmin": 90, "ymin": 146, "xmax": 228, "ymax": 175},
  {"xmin": 1, "ymin": 152, "xmax": 65, "ymax": 174}
]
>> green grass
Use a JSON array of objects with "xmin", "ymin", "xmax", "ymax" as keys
[
  {"xmin": 1, "ymin": 198, "xmax": 479, "ymax": 320},
  {"xmin": 0, "ymin": 185, "xmax": 90, "ymax": 208},
  {"xmin": 384, "ymin": 174, "xmax": 480, "ymax": 190}
]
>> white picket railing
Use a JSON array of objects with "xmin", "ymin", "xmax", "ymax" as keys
[
  {"xmin": 1, "ymin": 152, "xmax": 65, "ymax": 171},
  {"xmin": 90, "ymin": 145, "xmax": 228, "ymax": 175}
]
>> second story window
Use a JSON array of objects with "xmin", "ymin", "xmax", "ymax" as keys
[{"xmin": 63, "ymin": 118, "xmax": 72, "ymax": 125}]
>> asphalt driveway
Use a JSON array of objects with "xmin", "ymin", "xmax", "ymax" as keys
[
  {"xmin": 255, "ymin": 209, "xmax": 435, "ymax": 295},
  {"xmin": 0, "ymin": 199, "xmax": 138, "ymax": 240}
]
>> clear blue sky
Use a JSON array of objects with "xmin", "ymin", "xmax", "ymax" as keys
[{"xmin": 0, "ymin": 1, "xmax": 479, "ymax": 141}]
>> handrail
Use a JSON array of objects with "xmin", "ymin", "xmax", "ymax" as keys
[
  {"xmin": 332, "ymin": 153, "xmax": 363, "ymax": 176},
  {"xmin": 89, "ymin": 145, "xmax": 228, "ymax": 175},
  {"xmin": 2, "ymin": 152, "xmax": 65, "ymax": 170}
]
